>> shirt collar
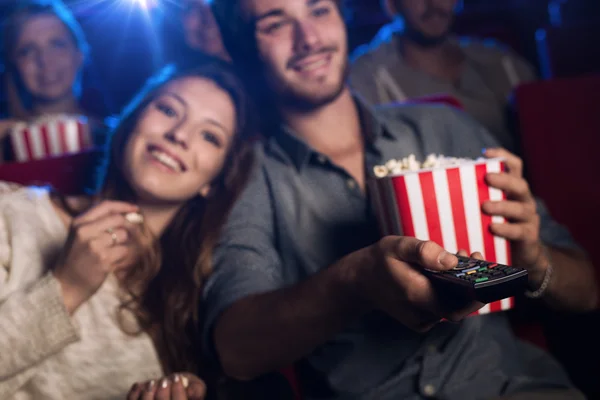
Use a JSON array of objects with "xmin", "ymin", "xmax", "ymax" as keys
[{"xmin": 268, "ymin": 95, "xmax": 394, "ymax": 171}]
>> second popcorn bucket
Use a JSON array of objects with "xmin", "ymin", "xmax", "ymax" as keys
[{"xmin": 368, "ymin": 155, "xmax": 515, "ymax": 316}]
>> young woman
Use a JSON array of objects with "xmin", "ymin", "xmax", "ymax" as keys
[
  {"xmin": 0, "ymin": 0, "xmax": 108, "ymax": 161},
  {"xmin": 0, "ymin": 60, "xmax": 255, "ymax": 399}
]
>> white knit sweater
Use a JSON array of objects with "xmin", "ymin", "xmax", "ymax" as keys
[{"xmin": 0, "ymin": 183, "xmax": 163, "ymax": 399}]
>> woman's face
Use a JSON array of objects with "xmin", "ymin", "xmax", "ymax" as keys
[
  {"xmin": 123, "ymin": 76, "xmax": 237, "ymax": 204},
  {"xmin": 13, "ymin": 14, "xmax": 83, "ymax": 104},
  {"xmin": 182, "ymin": 0, "xmax": 229, "ymax": 59}
]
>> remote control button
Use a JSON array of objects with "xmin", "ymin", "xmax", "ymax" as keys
[
  {"xmin": 475, "ymin": 277, "xmax": 489, "ymax": 283},
  {"xmin": 504, "ymin": 267, "xmax": 519, "ymax": 274},
  {"xmin": 467, "ymin": 270, "xmax": 477, "ymax": 275},
  {"xmin": 488, "ymin": 263, "xmax": 498, "ymax": 268},
  {"xmin": 478, "ymin": 267, "xmax": 488, "ymax": 272}
]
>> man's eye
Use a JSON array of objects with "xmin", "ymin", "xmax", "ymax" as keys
[{"xmin": 261, "ymin": 21, "xmax": 287, "ymax": 34}]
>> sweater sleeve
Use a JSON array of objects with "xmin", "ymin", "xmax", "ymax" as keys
[{"xmin": 0, "ymin": 196, "xmax": 80, "ymax": 398}]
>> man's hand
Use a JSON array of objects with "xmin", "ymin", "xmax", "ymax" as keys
[
  {"xmin": 482, "ymin": 148, "xmax": 549, "ymax": 285},
  {"xmin": 127, "ymin": 373, "xmax": 206, "ymax": 400},
  {"xmin": 355, "ymin": 236, "xmax": 485, "ymax": 332}
]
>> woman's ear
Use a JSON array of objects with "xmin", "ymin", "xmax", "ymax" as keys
[
  {"xmin": 199, "ymin": 183, "xmax": 211, "ymax": 197},
  {"xmin": 75, "ymin": 50, "xmax": 84, "ymax": 71}
]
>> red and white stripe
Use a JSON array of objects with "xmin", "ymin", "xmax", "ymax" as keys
[
  {"xmin": 369, "ymin": 158, "xmax": 514, "ymax": 315},
  {"xmin": 9, "ymin": 118, "xmax": 92, "ymax": 162}
]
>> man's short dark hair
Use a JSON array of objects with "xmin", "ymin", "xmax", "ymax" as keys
[
  {"xmin": 208, "ymin": 0, "xmax": 347, "ymax": 127},
  {"xmin": 210, "ymin": 0, "xmax": 346, "ymax": 69}
]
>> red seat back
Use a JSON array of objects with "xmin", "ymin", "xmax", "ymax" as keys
[
  {"xmin": 536, "ymin": 23, "xmax": 600, "ymax": 79},
  {"xmin": 0, "ymin": 150, "xmax": 101, "ymax": 195},
  {"xmin": 403, "ymin": 94, "xmax": 464, "ymax": 110},
  {"xmin": 515, "ymin": 75, "xmax": 600, "ymax": 281}
]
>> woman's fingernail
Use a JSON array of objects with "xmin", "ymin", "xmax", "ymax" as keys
[
  {"xmin": 146, "ymin": 380, "xmax": 156, "ymax": 392},
  {"xmin": 481, "ymin": 148, "xmax": 487, "ymax": 155},
  {"xmin": 161, "ymin": 378, "xmax": 169, "ymax": 389},
  {"xmin": 173, "ymin": 374, "xmax": 180, "ymax": 383}
]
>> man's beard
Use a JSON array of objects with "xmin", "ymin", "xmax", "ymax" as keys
[
  {"xmin": 402, "ymin": 5, "xmax": 454, "ymax": 48},
  {"xmin": 274, "ymin": 58, "xmax": 350, "ymax": 113},
  {"xmin": 404, "ymin": 26, "xmax": 449, "ymax": 48}
]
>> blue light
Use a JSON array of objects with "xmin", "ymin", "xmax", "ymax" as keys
[{"xmin": 133, "ymin": 0, "xmax": 157, "ymax": 10}]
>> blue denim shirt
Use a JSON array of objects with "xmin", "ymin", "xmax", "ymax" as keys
[{"xmin": 203, "ymin": 100, "xmax": 575, "ymax": 399}]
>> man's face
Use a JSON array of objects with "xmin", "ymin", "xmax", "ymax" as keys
[
  {"xmin": 242, "ymin": 0, "xmax": 348, "ymax": 110},
  {"xmin": 395, "ymin": 0, "xmax": 457, "ymax": 44}
]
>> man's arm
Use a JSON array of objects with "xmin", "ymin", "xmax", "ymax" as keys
[
  {"xmin": 213, "ymin": 249, "xmax": 369, "ymax": 381},
  {"xmin": 202, "ymin": 160, "xmax": 368, "ymax": 381},
  {"xmin": 204, "ymin": 158, "xmax": 478, "ymax": 381},
  {"xmin": 528, "ymin": 201, "xmax": 598, "ymax": 311},
  {"xmin": 445, "ymin": 110, "xmax": 597, "ymax": 311}
]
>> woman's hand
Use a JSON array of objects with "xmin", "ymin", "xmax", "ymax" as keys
[
  {"xmin": 127, "ymin": 373, "xmax": 207, "ymax": 400},
  {"xmin": 53, "ymin": 200, "xmax": 144, "ymax": 313},
  {"xmin": 0, "ymin": 118, "xmax": 18, "ymax": 138}
]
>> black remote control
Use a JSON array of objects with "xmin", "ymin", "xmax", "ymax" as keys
[{"xmin": 423, "ymin": 256, "xmax": 528, "ymax": 304}]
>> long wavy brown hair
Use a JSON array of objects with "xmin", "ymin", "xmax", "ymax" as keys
[{"xmin": 57, "ymin": 59, "xmax": 255, "ymax": 375}]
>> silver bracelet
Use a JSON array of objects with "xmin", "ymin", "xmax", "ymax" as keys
[{"xmin": 525, "ymin": 248, "xmax": 553, "ymax": 299}]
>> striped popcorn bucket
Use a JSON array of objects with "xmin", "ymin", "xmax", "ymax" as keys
[
  {"xmin": 9, "ymin": 117, "xmax": 92, "ymax": 162},
  {"xmin": 369, "ymin": 157, "xmax": 514, "ymax": 316}
]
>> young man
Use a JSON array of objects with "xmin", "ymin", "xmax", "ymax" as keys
[
  {"xmin": 203, "ymin": 0, "xmax": 597, "ymax": 398},
  {"xmin": 349, "ymin": 0, "xmax": 536, "ymax": 153}
]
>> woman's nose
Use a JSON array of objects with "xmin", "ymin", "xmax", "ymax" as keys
[{"xmin": 164, "ymin": 126, "xmax": 190, "ymax": 149}]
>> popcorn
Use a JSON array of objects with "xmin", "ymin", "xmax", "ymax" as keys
[
  {"xmin": 374, "ymin": 154, "xmax": 484, "ymax": 177},
  {"xmin": 369, "ymin": 154, "xmax": 513, "ymax": 316},
  {"xmin": 124, "ymin": 212, "xmax": 144, "ymax": 224}
]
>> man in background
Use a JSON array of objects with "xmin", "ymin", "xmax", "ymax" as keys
[{"xmin": 350, "ymin": 0, "xmax": 536, "ymax": 153}]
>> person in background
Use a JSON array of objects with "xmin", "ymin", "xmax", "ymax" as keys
[
  {"xmin": 0, "ymin": 0, "xmax": 107, "ymax": 162},
  {"xmin": 349, "ymin": 0, "xmax": 537, "ymax": 153},
  {"xmin": 0, "ymin": 60, "xmax": 255, "ymax": 400},
  {"xmin": 159, "ymin": 0, "xmax": 230, "ymax": 70},
  {"xmin": 182, "ymin": 0, "xmax": 230, "ymax": 62},
  {"xmin": 204, "ymin": 0, "xmax": 596, "ymax": 398}
]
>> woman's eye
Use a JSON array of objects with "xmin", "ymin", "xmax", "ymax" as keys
[
  {"xmin": 202, "ymin": 131, "xmax": 221, "ymax": 147},
  {"xmin": 16, "ymin": 46, "xmax": 34, "ymax": 59},
  {"xmin": 156, "ymin": 103, "xmax": 177, "ymax": 117},
  {"xmin": 51, "ymin": 38, "xmax": 69, "ymax": 49},
  {"xmin": 312, "ymin": 6, "xmax": 331, "ymax": 17}
]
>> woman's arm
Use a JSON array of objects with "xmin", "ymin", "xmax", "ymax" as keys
[
  {"xmin": 0, "ymin": 119, "xmax": 17, "ymax": 142},
  {"xmin": 0, "ymin": 198, "xmax": 80, "ymax": 398},
  {"xmin": 0, "ymin": 273, "xmax": 80, "ymax": 398}
]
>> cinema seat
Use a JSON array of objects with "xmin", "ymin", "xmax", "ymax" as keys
[{"xmin": 0, "ymin": 149, "xmax": 101, "ymax": 195}]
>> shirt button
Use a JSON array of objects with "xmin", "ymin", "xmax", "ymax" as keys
[
  {"xmin": 346, "ymin": 179, "xmax": 356, "ymax": 189},
  {"xmin": 316, "ymin": 154, "xmax": 327, "ymax": 164},
  {"xmin": 427, "ymin": 344, "xmax": 437, "ymax": 354},
  {"xmin": 423, "ymin": 384, "xmax": 436, "ymax": 397}
]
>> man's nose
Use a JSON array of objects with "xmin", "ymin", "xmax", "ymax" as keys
[{"xmin": 293, "ymin": 20, "xmax": 321, "ymax": 54}]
